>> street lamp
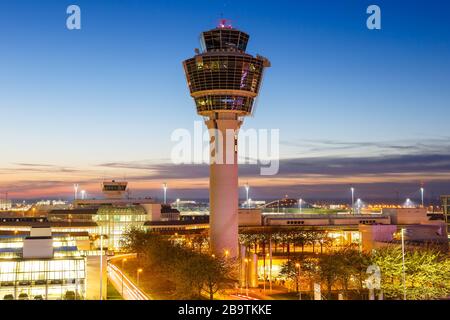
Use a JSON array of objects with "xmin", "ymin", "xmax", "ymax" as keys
[
  {"xmin": 224, "ymin": 250, "xmax": 229, "ymax": 259},
  {"xmin": 405, "ymin": 198, "xmax": 412, "ymax": 208},
  {"xmin": 244, "ymin": 258, "xmax": 249, "ymax": 297},
  {"xmin": 73, "ymin": 184, "xmax": 79, "ymax": 200},
  {"xmin": 350, "ymin": 187, "xmax": 355, "ymax": 214},
  {"xmin": 401, "ymin": 228, "xmax": 407, "ymax": 300},
  {"xmin": 420, "ymin": 187, "xmax": 424, "ymax": 208},
  {"xmin": 162, "ymin": 183, "xmax": 167, "ymax": 204},
  {"xmin": 137, "ymin": 268, "xmax": 143, "ymax": 287},
  {"xmin": 99, "ymin": 234, "xmax": 104, "ymax": 300},
  {"xmin": 298, "ymin": 198, "xmax": 303, "ymax": 214},
  {"xmin": 295, "ymin": 263, "xmax": 301, "ymax": 300},
  {"xmin": 356, "ymin": 198, "xmax": 362, "ymax": 214},
  {"xmin": 121, "ymin": 258, "xmax": 127, "ymax": 297},
  {"xmin": 245, "ymin": 183, "xmax": 250, "ymax": 208}
]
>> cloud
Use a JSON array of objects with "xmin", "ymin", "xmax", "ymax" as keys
[
  {"xmin": 96, "ymin": 153, "xmax": 450, "ymax": 180},
  {"xmin": 0, "ymin": 163, "xmax": 80, "ymax": 174},
  {"xmin": 14, "ymin": 163, "xmax": 55, "ymax": 167},
  {"xmin": 3, "ymin": 144, "xmax": 450, "ymax": 199},
  {"xmin": 274, "ymin": 153, "xmax": 450, "ymax": 176},
  {"xmin": 280, "ymin": 137, "xmax": 450, "ymax": 156}
]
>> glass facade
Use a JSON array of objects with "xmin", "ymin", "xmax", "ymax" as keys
[
  {"xmin": 183, "ymin": 27, "xmax": 270, "ymax": 116},
  {"xmin": 0, "ymin": 234, "xmax": 82, "ymax": 259},
  {"xmin": 0, "ymin": 258, "xmax": 86, "ymax": 300},
  {"xmin": 184, "ymin": 55, "xmax": 264, "ymax": 93},
  {"xmin": 200, "ymin": 29, "xmax": 249, "ymax": 52},
  {"xmin": 94, "ymin": 205, "xmax": 147, "ymax": 250},
  {"xmin": 194, "ymin": 95, "xmax": 254, "ymax": 113},
  {"xmin": 103, "ymin": 184, "xmax": 126, "ymax": 191}
]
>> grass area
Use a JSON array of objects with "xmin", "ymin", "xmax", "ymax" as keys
[{"xmin": 107, "ymin": 280, "xmax": 123, "ymax": 300}]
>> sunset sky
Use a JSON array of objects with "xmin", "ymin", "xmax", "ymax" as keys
[{"xmin": 1, "ymin": 0, "xmax": 450, "ymax": 202}]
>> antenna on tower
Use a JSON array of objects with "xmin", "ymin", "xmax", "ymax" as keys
[{"xmin": 217, "ymin": 17, "xmax": 232, "ymax": 29}]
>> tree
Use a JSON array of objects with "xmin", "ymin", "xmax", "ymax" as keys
[
  {"xmin": 191, "ymin": 233, "xmax": 208, "ymax": 253},
  {"xmin": 316, "ymin": 232, "xmax": 333, "ymax": 254},
  {"xmin": 121, "ymin": 228, "xmax": 234, "ymax": 300},
  {"xmin": 239, "ymin": 232, "xmax": 262, "ymax": 253},
  {"xmin": 279, "ymin": 259, "xmax": 301, "ymax": 292},
  {"xmin": 299, "ymin": 257, "xmax": 319, "ymax": 293},
  {"xmin": 120, "ymin": 227, "xmax": 154, "ymax": 255},
  {"xmin": 306, "ymin": 231, "xmax": 320, "ymax": 253},
  {"xmin": 317, "ymin": 252, "xmax": 342, "ymax": 299},
  {"xmin": 292, "ymin": 231, "xmax": 308, "ymax": 253},
  {"xmin": 200, "ymin": 256, "xmax": 233, "ymax": 300},
  {"xmin": 371, "ymin": 246, "xmax": 450, "ymax": 300},
  {"xmin": 336, "ymin": 247, "xmax": 370, "ymax": 298}
]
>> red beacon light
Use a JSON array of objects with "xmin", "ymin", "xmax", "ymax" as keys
[{"xmin": 218, "ymin": 18, "xmax": 233, "ymax": 29}]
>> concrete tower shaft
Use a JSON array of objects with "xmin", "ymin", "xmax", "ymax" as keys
[{"xmin": 206, "ymin": 113, "xmax": 242, "ymax": 258}]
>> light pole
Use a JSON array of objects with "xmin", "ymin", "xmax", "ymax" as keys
[
  {"xmin": 269, "ymin": 237, "xmax": 273, "ymax": 293},
  {"xmin": 356, "ymin": 198, "xmax": 362, "ymax": 214},
  {"xmin": 245, "ymin": 182, "xmax": 250, "ymax": 208},
  {"xmin": 73, "ymin": 184, "xmax": 79, "ymax": 200},
  {"xmin": 263, "ymin": 252, "xmax": 268, "ymax": 294},
  {"xmin": 121, "ymin": 258, "xmax": 127, "ymax": 297},
  {"xmin": 244, "ymin": 258, "xmax": 249, "ymax": 297},
  {"xmin": 137, "ymin": 268, "xmax": 143, "ymax": 287},
  {"xmin": 162, "ymin": 183, "xmax": 167, "ymax": 204},
  {"xmin": 295, "ymin": 263, "xmax": 301, "ymax": 300},
  {"xmin": 420, "ymin": 187, "xmax": 424, "ymax": 208},
  {"xmin": 99, "ymin": 234, "xmax": 104, "ymax": 300},
  {"xmin": 401, "ymin": 228, "xmax": 407, "ymax": 300},
  {"xmin": 239, "ymin": 255, "xmax": 243, "ymax": 295},
  {"xmin": 405, "ymin": 198, "xmax": 412, "ymax": 208},
  {"xmin": 298, "ymin": 198, "xmax": 303, "ymax": 214},
  {"xmin": 351, "ymin": 187, "xmax": 355, "ymax": 210}
]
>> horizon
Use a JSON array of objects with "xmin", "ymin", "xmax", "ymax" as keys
[{"xmin": 1, "ymin": 0, "xmax": 450, "ymax": 200}]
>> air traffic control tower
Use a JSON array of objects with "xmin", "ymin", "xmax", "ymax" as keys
[{"xmin": 183, "ymin": 21, "xmax": 270, "ymax": 258}]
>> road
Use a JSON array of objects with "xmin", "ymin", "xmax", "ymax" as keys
[
  {"xmin": 107, "ymin": 254, "xmax": 150, "ymax": 300},
  {"xmin": 229, "ymin": 293, "xmax": 260, "ymax": 300}
]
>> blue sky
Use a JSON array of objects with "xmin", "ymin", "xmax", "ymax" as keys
[{"xmin": 0, "ymin": 0, "xmax": 450, "ymax": 201}]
